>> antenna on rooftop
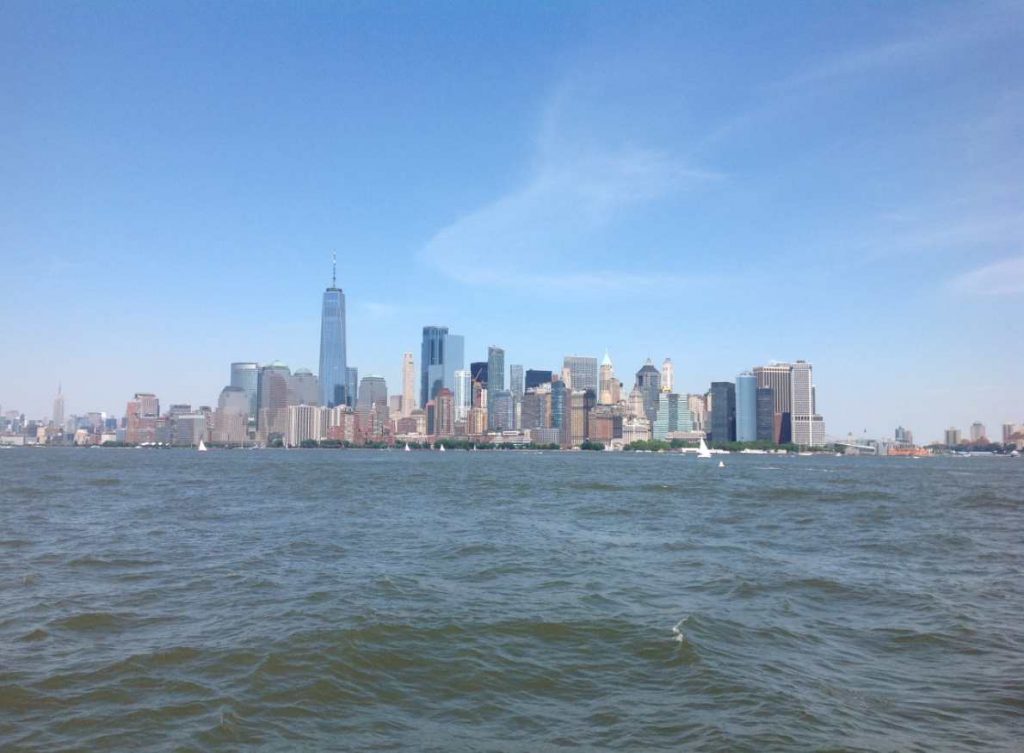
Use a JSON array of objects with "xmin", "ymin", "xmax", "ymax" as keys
[{"xmin": 332, "ymin": 252, "xmax": 337, "ymax": 288}]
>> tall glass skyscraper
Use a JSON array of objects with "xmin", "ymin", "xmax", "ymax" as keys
[
  {"xmin": 318, "ymin": 259, "xmax": 348, "ymax": 407},
  {"xmin": 735, "ymin": 372, "xmax": 757, "ymax": 442},
  {"xmin": 487, "ymin": 346, "xmax": 506, "ymax": 431},
  {"xmin": 230, "ymin": 362, "xmax": 259, "ymax": 417},
  {"xmin": 709, "ymin": 381, "xmax": 736, "ymax": 443}
]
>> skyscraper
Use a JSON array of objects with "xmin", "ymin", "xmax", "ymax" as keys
[
  {"xmin": 318, "ymin": 256, "xmax": 348, "ymax": 407},
  {"xmin": 790, "ymin": 361, "xmax": 826, "ymax": 446},
  {"xmin": 345, "ymin": 367, "xmax": 359, "ymax": 406},
  {"xmin": 563, "ymin": 356, "xmax": 598, "ymax": 395},
  {"xmin": 420, "ymin": 326, "xmax": 464, "ymax": 407},
  {"xmin": 709, "ymin": 382, "xmax": 736, "ymax": 443},
  {"xmin": 230, "ymin": 362, "xmax": 259, "ymax": 417},
  {"xmin": 490, "ymin": 390, "xmax": 514, "ymax": 432},
  {"xmin": 599, "ymin": 351, "xmax": 616, "ymax": 405},
  {"xmin": 510, "ymin": 365, "xmax": 524, "ymax": 399},
  {"xmin": 969, "ymin": 422, "xmax": 987, "ymax": 442},
  {"xmin": 453, "ymin": 369, "xmax": 471, "ymax": 422},
  {"xmin": 755, "ymin": 388, "xmax": 775, "ymax": 442},
  {"xmin": 486, "ymin": 346, "xmax": 505, "ymax": 431},
  {"xmin": 754, "ymin": 363, "xmax": 793, "ymax": 444},
  {"xmin": 288, "ymin": 368, "xmax": 320, "ymax": 406},
  {"xmin": 52, "ymin": 384, "xmax": 64, "ymax": 429},
  {"xmin": 401, "ymin": 353, "xmax": 416, "ymax": 418},
  {"xmin": 470, "ymin": 361, "xmax": 488, "ymax": 387},
  {"xmin": 257, "ymin": 362, "xmax": 290, "ymax": 440},
  {"xmin": 661, "ymin": 358, "xmax": 675, "ymax": 393},
  {"xmin": 634, "ymin": 359, "xmax": 662, "ymax": 424},
  {"xmin": 525, "ymin": 369, "xmax": 552, "ymax": 390},
  {"xmin": 735, "ymin": 372, "xmax": 757, "ymax": 442}
]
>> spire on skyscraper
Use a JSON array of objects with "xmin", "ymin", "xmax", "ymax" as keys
[{"xmin": 332, "ymin": 252, "xmax": 337, "ymax": 288}]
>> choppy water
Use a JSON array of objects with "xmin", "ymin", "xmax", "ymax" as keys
[{"xmin": 1, "ymin": 449, "xmax": 1022, "ymax": 751}]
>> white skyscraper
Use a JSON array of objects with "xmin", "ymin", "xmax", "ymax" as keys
[
  {"xmin": 401, "ymin": 352, "xmax": 416, "ymax": 417},
  {"xmin": 790, "ymin": 361, "xmax": 826, "ymax": 446},
  {"xmin": 661, "ymin": 358, "xmax": 674, "ymax": 393},
  {"xmin": 453, "ymin": 369, "xmax": 471, "ymax": 422}
]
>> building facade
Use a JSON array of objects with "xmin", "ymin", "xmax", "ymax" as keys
[
  {"xmin": 735, "ymin": 372, "xmax": 757, "ymax": 442},
  {"xmin": 318, "ymin": 264, "xmax": 348, "ymax": 407}
]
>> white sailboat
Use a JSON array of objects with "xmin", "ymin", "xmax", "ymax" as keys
[
  {"xmin": 404, "ymin": 443, "xmax": 411, "ymax": 452},
  {"xmin": 439, "ymin": 444, "xmax": 446, "ymax": 453},
  {"xmin": 197, "ymin": 438, "xmax": 208, "ymax": 453},
  {"xmin": 696, "ymin": 437, "xmax": 712, "ymax": 460}
]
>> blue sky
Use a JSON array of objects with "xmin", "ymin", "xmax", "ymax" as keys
[{"xmin": 2, "ymin": 1, "xmax": 1021, "ymax": 441}]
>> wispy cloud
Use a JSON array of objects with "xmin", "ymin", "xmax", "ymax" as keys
[
  {"xmin": 949, "ymin": 255, "xmax": 1024, "ymax": 296},
  {"xmin": 418, "ymin": 144, "xmax": 719, "ymax": 292}
]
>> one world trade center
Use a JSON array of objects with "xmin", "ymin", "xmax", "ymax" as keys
[{"xmin": 319, "ymin": 255, "xmax": 348, "ymax": 407}]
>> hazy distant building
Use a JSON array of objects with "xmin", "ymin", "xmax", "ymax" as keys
[
  {"xmin": 214, "ymin": 386, "xmax": 249, "ymax": 444},
  {"xmin": 563, "ymin": 356, "xmax": 598, "ymax": 395},
  {"xmin": 945, "ymin": 427, "xmax": 962, "ymax": 447},
  {"xmin": 345, "ymin": 367, "xmax": 359, "ymax": 406},
  {"xmin": 634, "ymin": 360, "xmax": 661, "ymax": 424},
  {"xmin": 490, "ymin": 389, "xmax": 514, "ymax": 433},
  {"xmin": 51, "ymin": 385, "xmax": 65, "ymax": 429},
  {"xmin": 257, "ymin": 362, "xmax": 291, "ymax": 441},
  {"xmin": 790, "ymin": 361, "xmax": 826, "ymax": 446},
  {"xmin": 894, "ymin": 426, "xmax": 914, "ymax": 447},
  {"xmin": 622, "ymin": 415, "xmax": 651, "ymax": 444},
  {"xmin": 318, "ymin": 259, "xmax": 348, "ymax": 407},
  {"xmin": 735, "ymin": 373, "xmax": 757, "ymax": 442},
  {"xmin": 755, "ymin": 388, "xmax": 775, "ymax": 442},
  {"xmin": 709, "ymin": 382, "xmax": 736, "ymax": 443},
  {"xmin": 510, "ymin": 364, "xmax": 524, "ymax": 399},
  {"xmin": 289, "ymin": 368, "xmax": 320, "ymax": 406},
  {"xmin": 401, "ymin": 353, "xmax": 416, "ymax": 418},
  {"xmin": 230, "ymin": 362, "xmax": 260, "ymax": 417},
  {"xmin": 287, "ymin": 404, "xmax": 327, "ymax": 447},
  {"xmin": 173, "ymin": 413, "xmax": 208, "ymax": 447},
  {"xmin": 525, "ymin": 369, "xmax": 552, "ymax": 390},
  {"xmin": 661, "ymin": 358, "xmax": 675, "ymax": 393},
  {"xmin": 969, "ymin": 422, "xmax": 987, "ymax": 442}
]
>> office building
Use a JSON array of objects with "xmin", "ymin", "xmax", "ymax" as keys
[
  {"xmin": 52, "ymin": 385, "xmax": 64, "ymax": 429},
  {"xmin": 125, "ymin": 392, "xmax": 160, "ymax": 444},
  {"xmin": 433, "ymin": 388, "xmax": 455, "ymax": 437},
  {"xmin": 525, "ymin": 369, "xmax": 552, "ymax": 390},
  {"xmin": 551, "ymin": 379, "xmax": 567, "ymax": 431},
  {"xmin": 288, "ymin": 368, "xmax": 320, "ymax": 406},
  {"xmin": 709, "ymin": 382, "xmax": 736, "ymax": 443},
  {"xmin": 489, "ymin": 390, "xmax": 514, "ymax": 433},
  {"xmin": 230, "ymin": 362, "xmax": 260, "ymax": 417},
  {"xmin": 735, "ymin": 372, "xmax": 757, "ymax": 442},
  {"xmin": 661, "ymin": 358, "xmax": 674, "ymax": 393},
  {"xmin": 214, "ymin": 386, "xmax": 250, "ymax": 444},
  {"xmin": 969, "ymin": 422, "xmax": 987, "ymax": 442},
  {"xmin": 453, "ymin": 369, "xmax": 471, "ymax": 422},
  {"xmin": 401, "ymin": 353, "xmax": 416, "ymax": 418},
  {"xmin": 420, "ymin": 327, "xmax": 464, "ymax": 407},
  {"xmin": 521, "ymin": 387, "xmax": 551, "ymax": 430},
  {"xmin": 634, "ymin": 360, "xmax": 661, "ymax": 424},
  {"xmin": 945, "ymin": 427, "xmax": 962, "ymax": 447},
  {"xmin": 470, "ymin": 361, "xmax": 488, "ymax": 387},
  {"xmin": 486, "ymin": 346, "xmax": 506, "ymax": 430},
  {"xmin": 510, "ymin": 365, "xmax": 524, "ymax": 399},
  {"xmin": 345, "ymin": 367, "xmax": 359, "ymax": 406},
  {"xmin": 653, "ymin": 392, "xmax": 689, "ymax": 440},
  {"xmin": 755, "ymin": 388, "xmax": 775, "ymax": 442},
  {"xmin": 566, "ymin": 389, "xmax": 594, "ymax": 447},
  {"xmin": 753, "ymin": 363, "xmax": 793, "ymax": 444},
  {"xmin": 287, "ymin": 404, "xmax": 327, "ymax": 447},
  {"xmin": 790, "ymin": 360, "xmax": 826, "ymax": 446},
  {"xmin": 563, "ymin": 356, "xmax": 598, "ymax": 395},
  {"xmin": 257, "ymin": 362, "xmax": 291, "ymax": 441},
  {"xmin": 318, "ymin": 257, "xmax": 348, "ymax": 407},
  {"xmin": 599, "ymin": 351, "xmax": 617, "ymax": 405}
]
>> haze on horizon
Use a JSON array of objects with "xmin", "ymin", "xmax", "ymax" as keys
[{"xmin": 1, "ymin": 1, "xmax": 1021, "ymax": 443}]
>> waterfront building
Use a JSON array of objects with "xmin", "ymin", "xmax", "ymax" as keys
[
  {"xmin": 287, "ymin": 404, "xmax": 327, "ymax": 447},
  {"xmin": 420, "ymin": 327, "xmax": 464, "ymax": 407},
  {"xmin": 525, "ymin": 369, "xmax": 552, "ymax": 390},
  {"xmin": 969, "ymin": 422, "xmax": 987, "ymax": 442},
  {"xmin": 288, "ymin": 368, "xmax": 320, "ymax": 406},
  {"xmin": 401, "ymin": 353, "xmax": 416, "ymax": 418},
  {"xmin": 661, "ymin": 358, "xmax": 674, "ymax": 393},
  {"xmin": 790, "ymin": 361, "xmax": 826, "ymax": 446},
  {"xmin": 466, "ymin": 406, "xmax": 487, "ymax": 436},
  {"xmin": 257, "ymin": 363, "xmax": 291, "ymax": 441},
  {"xmin": 735, "ymin": 373, "xmax": 757, "ymax": 442},
  {"xmin": 709, "ymin": 382, "xmax": 736, "ymax": 443},
  {"xmin": 453, "ymin": 369, "xmax": 471, "ymax": 422},
  {"xmin": 945, "ymin": 427, "xmax": 962, "ymax": 447},
  {"xmin": 487, "ymin": 346, "xmax": 506, "ymax": 431},
  {"xmin": 510, "ymin": 365, "xmax": 524, "ymax": 399},
  {"xmin": 489, "ymin": 390, "xmax": 514, "ymax": 433},
  {"xmin": 753, "ymin": 363, "xmax": 793, "ymax": 444},
  {"xmin": 327, "ymin": 405, "xmax": 357, "ymax": 443},
  {"xmin": 687, "ymin": 393, "xmax": 707, "ymax": 433},
  {"xmin": 230, "ymin": 362, "xmax": 259, "ymax": 417},
  {"xmin": 345, "ymin": 367, "xmax": 359, "ymax": 407},
  {"xmin": 213, "ymin": 386, "xmax": 249, "ymax": 444},
  {"xmin": 172, "ymin": 413, "xmax": 207, "ymax": 446},
  {"xmin": 653, "ymin": 393, "xmax": 691, "ymax": 440},
  {"xmin": 634, "ymin": 360, "xmax": 662, "ymax": 424},
  {"xmin": 521, "ymin": 387, "xmax": 551, "ymax": 430},
  {"xmin": 588, "ymin": 405, "xmax": 623, "ymax": 442},
  {"xmin": 755, "ymin": 388, "xmax": 775, "ymax": 442},
  {"xmin": 566, "ymin": 389, "xmax": 594, "ymax": 447},
  {"xmin": 894, "ymin": 426, "xmax": 915, "ymax": 447},
  {"xmin": 125, "ymin": 392, "xmax": 160, "ymax": 444},
  {"xmin": 564, "ymin": 356, "xmax": 598, "ymax": 395},
  {"xmin": 318, "ymin": 257, "xmax": 348, "ymax": 407},
  {"xmin": 433, "ymin": 388, "xmax": 455, "ymax": 437},
  {"xmin": 531, "ymin": 427, "xmax": 561, "ymax": 446},
  {"xmin": 622, "ymin": 415, "xmax": 652, "ymax": 444},
  {"xmin": 1003, "ymin": 423, "xmax": 1023, "ymax": 444}
]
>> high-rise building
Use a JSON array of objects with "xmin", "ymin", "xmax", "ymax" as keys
[
  {"xmin": 525, "ymin": 369, "xmax": 552, "ymax": 390},
  {"xmin": 289, "ymin": 368, "xmax": 320, "ymax": 406},
  {"xmin": 709, "ymin": 382, "xmax": 736, "ymax": 443},
  {"xmin": 521, "ymin": 387, "xmax": 551, "ymax": 430},
  {"xmin": 470, "ymin": 361, "xmax": 488, "ymax": 387},
  {"xmin": 753, "ymin": 364, "xmax": 793, "ymax": 444},
  {"xmin": 230, "ymin": 362, "xmax": 259, "ymax": 417},
  {"xmin": 551, "ymin": 379, "xmax": 567, "ymax": 430},
  {"xmin": 735, "ymin": 372, "xmax": 757, "ymax": 442},
  {"xmin": 489, "ymin": 389, "xmax": 514, "ymax": 433},
  {"xmin": 433, "ymin": 388, "xmax": 455, "ymax": 437},
  {"xmin": 486, "ymin": 346, "xmax": 506, "ymax": 431},
  {"xmin": 790, "ymin": 361, "xmax": 826, "ymax": 446},
  {"xmin": 894, "ymin": 426, "xmax": 914, "ymax": 447},
  {"xmin": 1003, "ymin": 423, "xmax": 1023, "ymax": 444},
  {"xmin": 401, "ymin": 353, "xmax": 416, "ymax": 418},
  {"xmin": 566, "ymin": 389, "xmax": 594, "ymax": 447},
  {"xmin": 318, "ymin": 256, "xmax": 348, "ymax": 407},
  {"xmin": 599, "ymin": 351, "xmax": 617, "ymax": 405},
  {"xmin": 257, "ymin": 362, "xmax": 291, "ymax": 441},
  {"xmin": 52, "ymin": 384, "xmax": 64, "ymax": 429},
  {"xmin": 755, "ymin": 388, "xmax": 775, "ymax": 442},
  {"xmin": 661, "ymin": 358, "xmax": 674, "ymax": 393},
  {"xmin": 510, "ymin": 365, "xmax": 524, "ymax": 399},
  {"xmin": 345, "ymin": 367, "xmax": 359, "ymax": 406},
  {"xmin": 653, "ymin": 392, "xmax": 689, "ymax": 440},
  {"xmin": 453, "ymin": 369, "xmax": 471, "ymax": 422},
  {"xmin": 125, "ymin": 392, "xmax": 160, "ymax": 444},
  {"xmin": 214, "ymin": 386, "xmax": 250, "ymax": 444},
  {"xmin": 287, "ymin": 405, "xmax": 327, "ymax": 447},
  {"xmin": 563, "ymin": 356, "xmax": 598, "ymax": 395},
  {"xmin": 420, "ymin": 327, "xmax": 464, "ymax": 407},
  {"xmin": 634, "ymin": 360, "xmax": 661, "ymax": 424},
  {"xmin": 969, "ymin": 422, "xmax": 987, "ymax": 442},
  {"xmin": 945, "ymin": 427, "xmax": 962, "ymax": 447}
]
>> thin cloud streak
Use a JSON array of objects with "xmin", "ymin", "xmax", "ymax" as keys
[{"xmin": 949, "ymin": 255, "xmax": 1024, "ymax": 296}]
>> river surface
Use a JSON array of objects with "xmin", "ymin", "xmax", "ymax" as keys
[{"xmin": 1, "ymin": 449, "xmax": 1022, "ymax": 751}]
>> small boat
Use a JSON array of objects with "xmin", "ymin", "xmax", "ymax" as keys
[
  {"xmin": 718, "ymin": 460, "xmax": 725, "ymax": 468},
  {"xmin": 404, "ymin": 443, "xmax": 411, "ymax": 452},
  {"xmin": 197, "ymin": 439, "xmax": 207, "ymax": 452},
  {"xmin": 439, "ymin": 444, "xmax": 446, "ymax": 453},
  {"xmin": 696, "ymin": 437, "xmax": 712, "ymax": 460}
]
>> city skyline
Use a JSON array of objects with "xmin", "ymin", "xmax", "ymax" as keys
[{"xmin": 1, "ymin": 3, "xmax": 1021, "ymax": 440}]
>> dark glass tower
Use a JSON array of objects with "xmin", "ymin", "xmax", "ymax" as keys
[
  {"xmin": 318, "ymin": 256, "xmax": 348, "ymax": 407},
  {"xmin": 709, "ymin": 381, "xmax": 737, "ymax": 444}
]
